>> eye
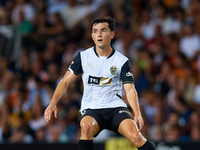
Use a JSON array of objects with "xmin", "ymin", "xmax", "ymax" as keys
[
  {"xmin": 93, "ymin": 30, "xmax": 97, "ymax": 33},
  {"xmin": 102, "ymin": 29, "xmax": 106, "ymax": 32}
]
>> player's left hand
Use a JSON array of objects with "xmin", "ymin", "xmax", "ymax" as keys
[{"xmin": 134, "ymin": 115, "xmax": 144, "ymax": 131}]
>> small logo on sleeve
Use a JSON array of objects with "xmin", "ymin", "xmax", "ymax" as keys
[
  {"xmin": 69, "ymin": 61, "xmax": 74, "ymax": 68},
  {"xmin": 126, "ymin": 72, "xmax": 133, "ymax": 77}
]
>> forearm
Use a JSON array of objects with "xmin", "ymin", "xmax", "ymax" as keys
[
  {"xmin": 49, "ymin": 79, "xmax": 69, "ymax": 105},
  {"xmin": 126, "ymin": 86, "xmax": 141, "ymax": 116},
  {"xmin": 49, "ymin": 71, "xmax": 76, "ymax": 106}
]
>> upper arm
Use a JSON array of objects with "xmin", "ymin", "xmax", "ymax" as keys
[
  {"xmin": 62, "ymin": 52, "xmax": 82, "ymax": 86},
  {"xmin": 68, "ymin": 52, "xmax": 83, "ymax": 75},
  {"xmin": 62, "ymin": 70, "xmax": 77, "ymax": 85},
  {"xmin": 120, "ymin": 60, "xmax": 134, "ymax": 84}
]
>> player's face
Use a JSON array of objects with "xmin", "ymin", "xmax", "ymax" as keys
[{"xmin": 91, "ymin": 22, "xmax": 114, "ymax": 49}]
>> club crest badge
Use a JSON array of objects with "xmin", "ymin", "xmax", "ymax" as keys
[{"xmin": 110, "ymin": 66, "xmax": 117, "ymax": 75}]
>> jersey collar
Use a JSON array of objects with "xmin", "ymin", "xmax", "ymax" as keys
[{"xmin": 93, "ymin": 46, "xmax": 115, "ymax": 59}]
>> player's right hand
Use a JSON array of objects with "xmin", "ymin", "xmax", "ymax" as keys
[{"xmin": 44, "ymin": 104, "xmax": 57, "ymax": 122}]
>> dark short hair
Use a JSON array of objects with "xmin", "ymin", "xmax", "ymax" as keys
[{"xmin": 91, "ymin": 16, "xmax": 116, "ymax": 32}]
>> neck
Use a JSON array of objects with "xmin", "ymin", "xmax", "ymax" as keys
[{"xmin": 96, "ymin": 45, "xmax": 112, "ymax": 57}]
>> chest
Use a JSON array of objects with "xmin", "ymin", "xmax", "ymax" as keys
[{"xmin": 82, "ymin": 56, "xmax": 120, "ymax": 78}]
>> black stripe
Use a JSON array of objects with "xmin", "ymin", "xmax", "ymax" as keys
[
  {"xmin": 93, "ymin": 46, "xmax": 99, "ymax": 57},
  {"xmin": 116, "ymin": 93, "xmax": 122, "ymax": 99},
  {"xmin": 107, "ymin": 47, "xmax": 115, "ymax": 59},
  {"xmin": 93, "ymin": 46, "xmax": 115, "ymax": 58}
]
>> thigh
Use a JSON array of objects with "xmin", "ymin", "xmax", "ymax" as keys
[
  {"xmin": 118, "ymin": 119, "xmax": 139, "ymax": 136},
  {"xmin": 118, "ymin": 119, "xmax": 146, "ymax": 147},
  {"xmin": 109, "ymin": 107, "xmax": 134, "ymax": 132}
]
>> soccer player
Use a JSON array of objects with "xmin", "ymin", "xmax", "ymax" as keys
[{"xmin": 44, "ymin": 16, "xmax": 156, "ymax": 150}]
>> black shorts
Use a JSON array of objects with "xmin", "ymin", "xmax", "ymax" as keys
[{"xmin": 80, "ymin": 107, "xmax": 134, "ymax": 137}]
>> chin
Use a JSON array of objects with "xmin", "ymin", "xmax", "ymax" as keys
[{"xmin": 97, "ymin": 45, "xmax": 106, "ymax": 49}]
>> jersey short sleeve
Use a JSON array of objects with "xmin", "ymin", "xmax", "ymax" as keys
[
  {"xmin": 120, "ymin": 60, "xmax": 134, "ymax": 84},
  {"xmin": 68, "ymin": 52, "xmax": 83, "ymax": 75}
]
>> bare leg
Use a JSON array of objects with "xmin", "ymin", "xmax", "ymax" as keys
[
  {"xmin": 80, "ymin": 116, "xmax": 100, "ymax": 140},
  {"xmin": 118, "ymin": 119, "xmax": 147, "ymax": 147},
  {"xmin": 79, "ymin": 116, "xmax": 100, "ymax": 150}
]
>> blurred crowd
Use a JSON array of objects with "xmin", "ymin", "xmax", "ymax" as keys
[{"xmin": 1, "ymin": 0, "xmax": 200, "ymax": 144}]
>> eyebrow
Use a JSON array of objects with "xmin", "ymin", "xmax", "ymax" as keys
[{"xmin": 93, "ymin": 28, "xmax": 108, "ymax": 31}]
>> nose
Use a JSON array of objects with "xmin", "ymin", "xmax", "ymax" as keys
[{"xmin": 97, "ymin": 31, "xmax": 102, "ymax": 37}]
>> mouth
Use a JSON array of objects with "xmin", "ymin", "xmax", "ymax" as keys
[{"xmin": 98, "ymin": 39, "xmax": 103, "ymax": 43}]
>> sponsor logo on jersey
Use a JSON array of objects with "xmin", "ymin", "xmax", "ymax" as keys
[
  {"xmin": 88, "ymin": 76, "xmax": 100, "ymax": 84},
  {"xmin": 88, "ymin": 75, "xmax": 112, "ymax": 85},
  {"xmin": 110, "ymin": 66, "xmax": 117, "ymax": 75},
  {"xmin": 126, "ymin": 71, "xmax": 133, "ymax": 77}
]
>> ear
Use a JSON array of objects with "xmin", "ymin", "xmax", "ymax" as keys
[{"xmin": 111, "ymin": 31, "xmax": 115, "ymax": 39}]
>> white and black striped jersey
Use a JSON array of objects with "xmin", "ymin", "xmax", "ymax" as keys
[{"xmin": 68, "ymin": 46, "xmax": 134, "ymax": 112}]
